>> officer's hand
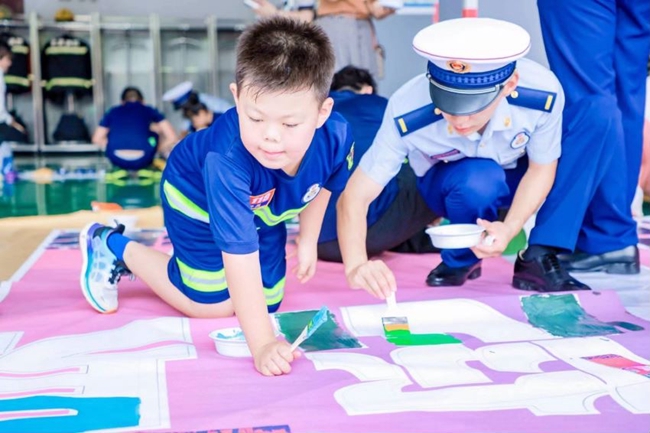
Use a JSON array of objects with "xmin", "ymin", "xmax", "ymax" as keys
[
  {"xmin": 346, "ymin": 260, "xmax": 396, "ymax": 300},
  {"xmin": 471, "ymin": 218, "xmax": 517, "ymax": 258},
  {"xmin": 252, "ymin": 340, "xmax": 301, "ymax": 377}
]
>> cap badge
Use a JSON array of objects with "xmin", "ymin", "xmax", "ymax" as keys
[{"xmin": 447, "ymin": 60, "xmax": 471, "ymax": 74}]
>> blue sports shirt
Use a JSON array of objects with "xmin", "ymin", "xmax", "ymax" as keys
[{"xmin": 163, "ymin": 107, "xmax": 354, "ymax": 255}]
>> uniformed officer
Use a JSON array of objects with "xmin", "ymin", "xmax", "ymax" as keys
[
  {"xmin": 162, "ymin": 81, "xmax": 232, "ymax": 136},
  {"xmin": 338, "ymin": 17, "xmax": 598, "ymax": 299},
  {"xmin": 538, "ymin": 0, "xmax": 650, "ymax": 275}
]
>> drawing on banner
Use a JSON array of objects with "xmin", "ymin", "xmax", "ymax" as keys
[
  {"xmin": 583, "ymin": 354, "xmax": 650, "ymax": 378},
  {"xmin": 521, "ymin": 294, "xmax": 638, "ymax": 337},
  {"xmin": 327, "ymin": 298, "xmax": 650, "ymax": 416},
  {"xmin": 0, "ymin": 318, "xmax": 196, "ymax": 432},
  {"xmin": 275, "ymin": 309, "xmax": 363, "ymax": 352},
  {"xmin": 180, "ymin": 425, "xmax": 291, "ymax": 433}
]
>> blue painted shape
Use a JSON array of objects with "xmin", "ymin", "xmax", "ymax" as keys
[{"xmin": 0, "ymin": 396, "xmax": 140, "ymax": 433}]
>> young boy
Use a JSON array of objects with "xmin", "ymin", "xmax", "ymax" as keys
[
  {"xmin": 79, "ymin": 17, "xmax": 349, "ymax": 376},
  {"xmin": 92, "ymin": 87, "xmax": 177, "ymax": 170},
  {"xmin": 338, "ymin": 18, "xmax": 596, "ymax": 298}
]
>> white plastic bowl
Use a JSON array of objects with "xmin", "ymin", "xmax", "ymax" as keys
[
  {"xmin": 209, "ymin": 326, "xmax": 280, "ymax": 358},
  {"xmin": 426, "ymin": 224, "xmax": 486, "ymax": 249},
  {"xmin": 209, "ymin": 327, "xmax": 251, "ymax": 357}
]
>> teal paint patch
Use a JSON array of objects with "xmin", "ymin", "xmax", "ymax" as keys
[
  {"xmin": 0, "ymin": 396, "xmax": 140, "ymax": 433},
  {"xmin": 607, "ymin": 321, "xmax": 644, "ymax": 331},
  {"xmin": 521, "ymin": 294, "xmax": 621, "ymax": 337},
  {"xmin": 385, "ymin": 329, "xmax": 461, "ymax": 346},
  {"xmin": 275, "ymin": 309, "xmax": 362, "ymax": 352}
]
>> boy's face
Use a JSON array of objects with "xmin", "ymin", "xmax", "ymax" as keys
[
  {"xmin": 230, "ymin": 83, "xmax": 333, "ymax": 175},
  {"xmin": 190, "ymin": 110, "xmax": 213, "ymax": 131},
  {"xmin": 441, "ymin": 72, "xmax": 519, "ymax": 136},
  {"xmin": 0, "ymin": 54, "xmax": 12, "ymax": 73}
]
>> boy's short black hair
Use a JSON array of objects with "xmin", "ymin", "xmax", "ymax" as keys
[
  {"xmin": 235, "ymin": 16, "xmax": 335, "ymax": 102},
  {"xmin": 182, "ymin": 102, "xmax": 208, "ymax": 119},
  {"xmin": 331, "ymin": 66, "xmax": 377, "ymax": 94},
  {"xmin": 0, "ymin": 39, "xmax": 11, "ymax": 60},
  {"xmin": 121, "ymin": 86, "xmax": 144, "ymax": 102}
]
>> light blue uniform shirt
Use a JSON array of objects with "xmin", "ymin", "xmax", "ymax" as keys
[{"xmin": 359, "ymin": 58, "xmax": 565, "ymax": 187}]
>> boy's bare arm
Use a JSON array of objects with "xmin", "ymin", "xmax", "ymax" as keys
[
  {"xmin": 92, "ymin": 126, "xmax": 109, "ymax": 149},
  {"xmin": 337, "ymin": 169, "xmax": 396, "ymax": 299},
  {"xmin": 298, "ymin": 188, "xmax": 331, "ymax": 246},
  {"xmin": 222, "ymin": 251, "xmax": 296, "ymax": 375}
]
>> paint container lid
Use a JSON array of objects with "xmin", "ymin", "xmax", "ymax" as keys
[{"xmin": 426, "ymin": 224, "xmax": 485, "ymax": 249}]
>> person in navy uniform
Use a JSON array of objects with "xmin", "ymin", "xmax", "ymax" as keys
[
  {"xmin": 338, "ymin": 17, "xmax": 598, "ymax": 299},
  {"xmin": 78, "ymin": 18, "xmax": 351, "ymax": 377},
  {"xmin": 182, "ymin": 102, "xmax": 222, "ymax": 134},
  {"xmin": 538, "ymin": 0, "xmax": 650, "ymax": 275},
  {"xmin": 318, "ymin": 65, "xmax": 438, "ymax": 262},
  {"xmin": 93, "ymin": 87, "xmax": 177, "ymax": 170}
]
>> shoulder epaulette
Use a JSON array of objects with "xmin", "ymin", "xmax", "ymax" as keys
[
  {"xmin": 394, "ymin": 103, "xmax": 443, "ymax": 137},
  {"xmin": 507, "ymin": 86, "xmax": 557, "ymax": 113}
]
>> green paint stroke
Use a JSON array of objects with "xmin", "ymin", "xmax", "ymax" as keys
[
  {"xmin": 275, "ymin": 310, "xmax": 362, "ymax": 352},
  {"xmin": 521, "ymin": 294, "xmax": 621, "ymax": 337},
  {"xmin": 385, "ymin": 329, "xmax": 461, "ymax": 346}
]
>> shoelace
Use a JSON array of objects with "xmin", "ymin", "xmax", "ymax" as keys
[
  {"xmin": 539, "ymin": 254, "xmax": 573, "ymax": 286},
  {"xmin": 108, "ymin": 260, "xmax": 133, "ymax": 285}
]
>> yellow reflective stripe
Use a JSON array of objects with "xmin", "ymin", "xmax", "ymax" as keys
[
  {"xmin": 4, "ymin": 75, "xmax": 29, "ymax": 87},
  {"xmin": 254, "ymin": 204, "xmax": 307, "ymax": 226},
  {"xmin": 45, "ymin": 78, "xmax": 93, "ymax": 90},
  {"xmin": 11, "ymin": 46, "xmax": 29, "ymax": 55},
  {"xmin": 45, "ymin": 46, "xmax": 89, "ymax": 55},
  {"xmin": 265, "ymin": 277, "xmax": 285, "ymax": 305},
  {"xmin": 163, "ymin": 180, "xmax": 209, "ymax": 223},
  {"xmin": 545, "ymin": 95, "xmax": 554, "ymax": 111},
  {"xmin": 398, "ymin": 118, "xmax": 407, "ymax": 133},
  {"xmin": 176, "ymin": 258, "xmax": 227, "ymax": 293}
]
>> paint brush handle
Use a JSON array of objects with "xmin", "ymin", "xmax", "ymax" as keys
[
  {"xmin": 289, "ymin": 306, "xmax": 329, "ymax": 351},
  {"xmin": 386, "ymin": 292, "xmax": 398, "ymax": 312}
]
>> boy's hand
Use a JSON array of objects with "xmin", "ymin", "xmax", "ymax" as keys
[
  {"xmin": 345, "ymin": 260, "xmax": 396, "ymax": 300},
  {"xmin": 253, "ymin": 340, "xmax": 301, "ymax": 376},
  {"xmin": 471, "ymin": 218, "xmax": 517, "ymax": 258},
  {"xmin": 292, "ymin": 237, "xmax": 317, "ymax": 283}
]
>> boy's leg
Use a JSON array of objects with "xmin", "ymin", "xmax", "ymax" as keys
[{"xmin": 417, "ymin": 158, "xmax": 510, "ymax": 286}]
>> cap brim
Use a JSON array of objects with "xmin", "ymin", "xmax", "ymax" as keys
[{"xmin": 428, "ymin": 81, "xmax": 501, "ymax": 116}]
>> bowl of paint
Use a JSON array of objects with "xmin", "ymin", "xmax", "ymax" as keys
[
  {"xmin": 426, "ymin": 224, "xmax": 486, "ymax": 249},
  {"xmin": 209, "ymin": 327, "xmax": 252, "ymax": 357}
]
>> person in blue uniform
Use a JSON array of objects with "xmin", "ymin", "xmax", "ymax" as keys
[
  {"xmin": 182, "ymin": 102, "xmax": 222, "ymax": 134},
  {"xmin": 338, "ymin": 17, "xmax": 598, "ymax": 299},
  {"xmin": 0, "ymin": 40, "xmax": 26, "ymax": 143},
  {"xmin": 92, "ymin": 87, "xmax": 177, "ymax": 170},
  {"xmin": 79, "ymin": 17, "xmax": 349, "ymax": 377},
  {"xmin": 163, "ymin": 81, "xmax": 233, "ymax": 138},
  {"xmin": 318, "ymin": 65, "xmax": 437, "ymax": 262},
  {"xmin": 537, "ymin": 0, "xmax": 650, "ymax": 275}
]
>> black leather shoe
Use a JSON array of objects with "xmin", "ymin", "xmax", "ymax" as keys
[
  {"xmin": 426, "ymin": 261, "xmax": 481, "ymax": 287},
  {"xmin": 513, "ymin": 252, "xmax": 590, "ymax": 292},
  {"xmin": 558, "ymin": 245, "xmax": 640, "ymax": 275}
]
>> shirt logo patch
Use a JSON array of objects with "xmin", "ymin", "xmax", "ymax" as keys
[
  {"xmin": 302, "ymin": 183, "xmax": 321, "ymax": 204},
  {"xmin": 249, "ymin": 188, "xmax": 276, "ymax": 209},
  {"xmin": 346, "ymin": 142, "xmax": 355, "ymax": 170},
  {"xmin": 430, "ymin": 149, "xmax": 461, "ymax": 160},
  {"xmin": 510, "ymin": 131, "xmax": 530, "ymax": 149}
]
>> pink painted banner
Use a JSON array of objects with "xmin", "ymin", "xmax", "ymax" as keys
[{"xmin": 0, "ymin": 231, "xmax": 649, "ymax": 433}]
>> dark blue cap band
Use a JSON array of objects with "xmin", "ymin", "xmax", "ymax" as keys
[
  {"xmin": 427, "ymin": 61, "xmax": 516, "ymax": 90},
  {"xmin": 173, "ymin": 90, "xmax": 193, "ymax": 109}
]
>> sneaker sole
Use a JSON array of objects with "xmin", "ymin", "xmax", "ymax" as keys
[{"xmin": 79, "ymin": 222, "xmax": 117, "ymax": 314}]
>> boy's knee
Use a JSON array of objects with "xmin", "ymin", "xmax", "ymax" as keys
[{"xmin": 449, "ymin": 164, "xmax": 507, "ymax": 208}]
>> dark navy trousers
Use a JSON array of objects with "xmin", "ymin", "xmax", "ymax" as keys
[
  {"xmin": 538, "ymin": 0, "xmax": 650, "ymax": 254},
  {"xmin": 417, "ymin": 96, "xmax": 637, "ymax": 268}
]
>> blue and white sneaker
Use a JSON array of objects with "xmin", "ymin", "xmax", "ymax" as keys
[{"xmin": 79, "ymin": 222, "xmax": 131, "ymax": 313}]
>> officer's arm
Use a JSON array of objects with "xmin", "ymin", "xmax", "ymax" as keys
[
  {"xmin": 337, "ymin": 168, "xmax": 385, "ymax": 274},
  {"xmin": 91, "ymin": 126, "xmax": 109, "ymax": 149},
  {"xmin": 505, "ymin": 159, "xmax": 557, "ymax": 236}
]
